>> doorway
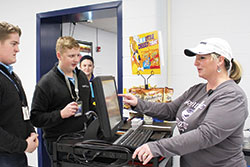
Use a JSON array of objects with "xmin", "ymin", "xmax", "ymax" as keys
[{"xmin": 36, "ymin": 1, "xmax": 122, "ymax": 166}]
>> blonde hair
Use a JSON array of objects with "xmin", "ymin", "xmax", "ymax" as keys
[
  {"xmin": 229, "ymin": 59, "xmax": 242, "ymax": 84},
  {"xmin": 210, "ymin": 53, "xmax": 242, "ymax": 84},
  {"xmin": 0, "ymin": 21, "xmax": 21, "ymax": 42},
  {"xmin": 55, "ymin": 36, "xmax": 80, "ymax": 54}
]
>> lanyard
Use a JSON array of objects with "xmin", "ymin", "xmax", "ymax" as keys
[
  {"xmin": 65, "ymin": 73, "xmax": 80, "ymax": 102},
  {"xmin": 0, "ymin": 68, "xmax": 27, "ymax": 106},
  {"xmin": 0, "ymin": 69, "xmax": 19, "ymax": 92}
]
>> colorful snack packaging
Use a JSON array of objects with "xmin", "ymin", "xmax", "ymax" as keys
[{"xmin": 164, "ymin": 87, "xmax": 174, "ymax": 103}]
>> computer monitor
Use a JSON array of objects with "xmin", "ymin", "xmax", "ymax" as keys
[{"xmin": 92, "ymin": 76, "xmax": 123, "ymax": 140}]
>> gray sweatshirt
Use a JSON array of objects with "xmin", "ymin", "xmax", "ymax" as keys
[{"xmin": 134, "ymin": 80, "xmax": 248, "ymax": 167}]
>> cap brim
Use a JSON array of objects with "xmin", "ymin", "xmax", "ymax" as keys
[{"xmin": 184, "ymin": 49, "xmax": 196, "ymax": 57}]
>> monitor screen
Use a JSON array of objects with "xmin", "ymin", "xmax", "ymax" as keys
[{"xmin": 92, "ymin": 76, "xmax": 123, "ymax": 140}]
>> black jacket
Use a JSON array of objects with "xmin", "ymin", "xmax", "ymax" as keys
[
  {"xmin": 30, "ymin": 65, "xmax": 95, "ymax": 142},
  {"xmin": 0, "ymin": 65, "xmax": 35, "ymax": 153}
]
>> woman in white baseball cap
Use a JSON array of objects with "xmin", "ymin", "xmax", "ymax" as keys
[
  {"xmin": 184, "ymin": 37, "xmax": 242, "ymax": 84},
  {"xmin": 119, "ymin": 38, "xmax": 248, "ymax": 167}
]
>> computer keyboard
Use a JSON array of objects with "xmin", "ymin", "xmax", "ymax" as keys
[{"xmin": 114, "ymin": 127, "xmax": 153, "ymax": 148}]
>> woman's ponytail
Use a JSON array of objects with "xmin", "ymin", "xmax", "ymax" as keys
[{"xmin": 229, "ymin": 59, "xmax": 242, "ymax": 84}]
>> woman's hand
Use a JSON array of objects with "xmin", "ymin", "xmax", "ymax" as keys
[
  {"xmin": 118, "ymin": 94, "xmax": 138, "ymax": 107},
  {"xmin": 132, "ymin": 144, "xmax": 153, "ymax": 165}
]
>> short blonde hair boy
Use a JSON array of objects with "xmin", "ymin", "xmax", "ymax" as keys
[{"xmin": 55, "ymin": 36, "xmax": 80, "ymax": 54}]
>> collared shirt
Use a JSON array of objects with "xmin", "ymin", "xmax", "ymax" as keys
[
  {"xmin": 0, "ymin": 62, "xmax": 26, "ymax": 105},
  {"xmin": 57, "ymin": 66, "xmax": 75, "ymax": 85},
  {"xmin": 89, "ymin": 74, "xmax": 94, "ymax": 82},
  {"xmin": 0, "ymin": 62, "xmax": 13, "ymax": 74},
  {"xmin": 0, "ymin": 62, "xmax": 16, "ymax": 87}
]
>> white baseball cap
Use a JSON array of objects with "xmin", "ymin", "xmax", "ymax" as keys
[{"xmin": 184, "ymin": 38, "xmax": 233, "ymax": 61}]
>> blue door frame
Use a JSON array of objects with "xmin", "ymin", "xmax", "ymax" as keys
[{"xmin": 36, "ymin": 1, "xmax": 122, "ymax": 166}]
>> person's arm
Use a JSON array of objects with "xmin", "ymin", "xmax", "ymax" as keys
[
  {"xmin": 147, "ymin": 89, "xmax": 247, "ymax": 157},
  {"xmin": 27, "ymin": 121, "xmax": 36, "ymax": 133},
  {"xmin": 0, "ymin": 127, "xmax": 27, "ymax": 153},
  {"xmin": 119, "ymin": 92, "xmax": 186, "ymax": 121},
  {"xmin": 30, "ymin": 85, "xmax": 63, "ymax": 128},
  {"xmin": 134, "ymin": 97, "xmax": 183, "ymax": 121}
]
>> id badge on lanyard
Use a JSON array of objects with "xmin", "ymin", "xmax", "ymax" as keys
[
  {"xmin": 0, "ymin": 69, "xmax": 30, "ymax": 121},
  {"xmin": 75, "ymin": 100, "xmax": 83, "ymax": 117},
  {"xmin": 65, "ymin": 73, "xmax": 82, "ymax": 117},
  {"xmin": 22, "ymin": 106, "xmax": 30, "ymax": 120}
]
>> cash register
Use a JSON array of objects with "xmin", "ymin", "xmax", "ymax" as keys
[{"xmin": 52, "ymin": 76, "xmax": 175, "ymax": 167}]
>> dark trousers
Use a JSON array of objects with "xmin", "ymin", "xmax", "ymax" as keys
[{"xmin": 0, "ymin": 152, "xmax": 28, "ymax": 167}]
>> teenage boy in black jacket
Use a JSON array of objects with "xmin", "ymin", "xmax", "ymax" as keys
[
  {"xmin": 0, "ymin": 21, "xmax": 38, "ymax": 167},
  {"xmin": 30, "ymin": 36, "xmax": 95, "ymax": 162}
]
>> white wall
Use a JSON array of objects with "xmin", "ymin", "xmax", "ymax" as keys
[
  {"xmin": 1, "ymin": 0, "xmax": 250, "ymax": 167},
  {"xmin": 122, "ymin": 0, "xmax": 168, "ymax": 89},
  {"xmin": 170, "ymin": 0, "xmax": 250, "ymax": 100},
  {"xmin": 95, "ymin": 28, "xmax": 117, "ymax": 78}
]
